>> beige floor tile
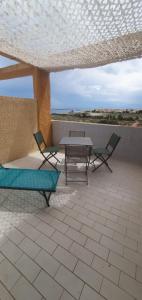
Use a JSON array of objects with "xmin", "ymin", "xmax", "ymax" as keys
[
  {"xmin": 16, "ymin": 254, "xmax": 41, "ymax": 282},
  {"xmin": 101, "ymin": 210, "xmax": 118, "ymax": 222},
  {"xmin": 92, "ymin": 255, "xmax": 120, "ymax": 284},
  {"xmin": 17, "ymin": 221, "xmax": 40, "ymax": 241},
  {"xmin": 84, "ymin": 203, "xmax": 101, "ymax": 215},
  {"xmin": 52, "ymin": 230, "xmax": 73, "ymax": 250},
  {"xmin": 95, "ymin": 201, "xmax": 111, "ymax": 212},
  {"xmin": 48, "ymin": 208, "xmax": 66, "ymax": 221},
  {"xmin": 64, "ymin": 215, "xmax": 82, "ymax": 231},
  {"xmin": 106, "ymin": 219, "xmax": 126, "ymax": 234},
  {"xmin": 36, "ymin": 211, "xmax": 55, "ymax": 224},
  {"xmin": 85, "ymin": 238, "xmax": 109, "ymax": 260},
  {"xmin": 25, "ymin": 215, "xmax": 41, "ymax": 227},
  {"xmin": 66, "ymin": 227, "xmax": 87, "ymax": 245},
  {"xmin": 80, "ymin": 284, "xmax": 105, "ymax": 300},
  {"xmin": 36, "ymin": 221, "xmax": 55, "ymax": 237},
  {"xmin": 6, "ymin": 228, "xmax": 25, "ymax": 245},
  {"xmin": 94, "ymin": 223, "xmax": 114, "ymax": 238},
  {"xmin": 80, "ymin": 225, "xmax": 101, "ymax": 242},
  {"xmin": 34, "ymin": 270, "xmax": 63, "ymax": 300},
  {"xmin": 0, "ymin": 259, "xmax": 21, "ymax": 290},
  {"xmin": 136, "ymin": 266, "xmax": 142, "ymax": 283},
  {"xmin": 100, "ymin": 236, "xmax": 123, "ymax": 255},
  {"xmin": 76, "ymin": 214, "xmax": 94, "ymax": 227},
  {"xmin": 119, "ymin": 272, "xmax": 142, "ymax": 300},
  {"xmin": 73, "ymin": 204, "xmax": 89, "ymax": 216},
  {"xmin": 49, "ymin": 218, "xmax": 69, "ymax": 234},
  {"xmin": 61, "ymin": 207, "xmax": 78, "ymax": 219},
  {"xmin": 35, "ymin": 233, "xmax": 57, "ymax": 254},
  {"xmin": 138, "ymin": 242, "xmax": 142, "ymax": 254},
  {"xmin": 11, "ymin": 277, "xmax": 42, "ymax": 300},
  {"xmin": 0, "ymin": 253, "xmax": 5, "ymax": 263},
  {"xmin": 55, "ymin": 265, "xmax": 84, "ymax": 299},
  {"xmin": 87, "ymin": 212, "xmax": 106, "ymax": 225},
  {"xmin": 70, "ymin": 242, "xmax": 94, "ymax": 265},
  {"xmin": 53, "ymin": 246, "xmax": 77, "ymax": 271},
  {"xmin": 0, "ymin": 281, "xmax": 13, "ymax": 300},
  {"xmin": 108, "ymin": 251, "xmax": 136, "ymax": 277},
  {"xmin": 0, "ymin": 239, "xmax": 23, "ymax": 263},
  {"xmin": 74, "ymin": 260, "xmax": 103, "ymax": 292},
  {"xmin": 101, "ymin": 278, "xmax": 134, "ymax": 300},
  {"xmin": 127, "ymin": 229, "xmax": 142, "ymax": 243},
  {"xmin": 124, "ymin": 247, "xmax": 142, "ymax": 268},
  {"xmin": 60, "ymin": 290, "xmax": 75, "ymax": 300},
  {"xmin": 111, "ymin": 207, "xmax": 129, "ymax": 220},
  {"xmin": 113, "ymin": 232, "xmax": 137, "ymax": 251},
  {"xmin": 35, "ymin": 249, "xmax": 60, "ymax": 276},
  {"xmin": 19, "ymin": 237, "xmax": 41, "ymax": 259}
]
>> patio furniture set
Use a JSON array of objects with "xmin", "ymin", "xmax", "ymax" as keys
[
  {"xmin": 34, "ymin": 130, "xmax": 121, "ymax": 185},
  {"xmin": 0, "ymin": 131, "xmax": 120, "ymax": 207}
]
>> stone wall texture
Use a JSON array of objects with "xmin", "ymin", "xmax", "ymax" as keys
[{"xmin": 0, "ymin": 96, "xmax": 37, "ymax": 163}]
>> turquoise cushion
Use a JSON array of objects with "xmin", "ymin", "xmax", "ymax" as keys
[{"xmin": 0, "ymin": 168, "xmax": 60, "ymax": 192}]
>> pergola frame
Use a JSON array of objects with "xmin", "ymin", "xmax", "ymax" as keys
[{"xmin": 0, "ymin": 51, "xmax": 52, "ymax": 146}]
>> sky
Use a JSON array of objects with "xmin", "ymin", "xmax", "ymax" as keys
[{"xmin": 0, "ymin": 55, "xmax": 142, "ymax": 109}]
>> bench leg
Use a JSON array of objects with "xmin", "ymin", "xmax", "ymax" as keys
[{"xmin": 39, "ymin": 191, "xmax": 51, "ymax": 206}]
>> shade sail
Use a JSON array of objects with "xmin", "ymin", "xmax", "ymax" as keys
[{"xmin": 0, "ymin": 0, "xmax": 142, "ymax": 71}]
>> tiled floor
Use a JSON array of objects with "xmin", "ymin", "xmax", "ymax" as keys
[{"xmin": 0, "ymin": 151, "xmax": 142, "ymax": 300}]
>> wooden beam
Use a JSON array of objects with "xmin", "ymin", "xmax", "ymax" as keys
[
  {"xmin": 0, "ymin": 50, "xmax": 27, "ymax": 64},
  {"xmin": 33, "ymin": 68, "xmax": 52, "ymax": 146},
  {"xmin": 0, "ymin": 63, "xmax": 35, "ymax": 80}
]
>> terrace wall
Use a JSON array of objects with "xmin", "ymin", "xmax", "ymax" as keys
[
  {"xmin": 0, "ymin": 96, "xmax": 37, "ymax": 164},
  {"xmin": 52, "ymin": 120, "xmax": 142, "ymax": 163}
]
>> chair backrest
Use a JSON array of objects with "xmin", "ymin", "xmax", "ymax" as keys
[
  {"xmin": 33, "ymin": 131, "xmax": 46, "ymax": 152},
  {"xmin": 69, "ymin": 130, "xmax": 85, "ymax": 137},
  {"xmin": 65, "ymin": 145, "xmax": 89, "ymax": 159},
  {"xmin": 106, "ymin": 133, "xmax": 121, "ymax": 155}
]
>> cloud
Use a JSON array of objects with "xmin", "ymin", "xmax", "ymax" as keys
[
  {"xmin": 0, "ymin": 55, "xmax": 142, "ymax": 108},
  {"xmin": 51, "ymin": 58, "xmax": 142, "ymax": 108},
  {"xmin": 0, "ymin": 56, "xmax": 33, "ymax": 98},
  {"xmin": 0, "ymin": 76, "xmax": 33, "ymax": 98}
]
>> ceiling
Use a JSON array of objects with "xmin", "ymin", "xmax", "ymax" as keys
[{"xmin": 0, "ymin": 0, "xmax": 142, "ymax": 71}]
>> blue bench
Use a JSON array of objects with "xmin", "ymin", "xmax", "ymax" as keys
[{"xmin": 0, "ymin": 165, "xmax": 60, "ymax": 206}]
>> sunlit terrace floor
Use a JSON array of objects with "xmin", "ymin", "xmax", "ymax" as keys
[{"xmin": 0, "ymin": 152, "xmax": 142, "ymax": 300}]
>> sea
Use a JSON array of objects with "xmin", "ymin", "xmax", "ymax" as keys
[{"xmin": 52, "ymin": 108, "xmax": 82, "ymax": 114}]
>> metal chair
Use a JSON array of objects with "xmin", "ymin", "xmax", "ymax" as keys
[
  {"xmin": 65, "ymin": 145, "xmax": 89, "ymax": 185},
  {"xmin": 91, "ymin": 133, "xmax": 121, "ymax": 172},
  {"xmin": 69, "ymin": 130, "xmax": 85, "ymax": 137},
  {"xmin": 33, "ymin": 131, "xmax": 60, "ymax": 170}
]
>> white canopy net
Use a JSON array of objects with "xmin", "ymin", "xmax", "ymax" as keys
[{"xmin": 0, "ymin": 0, "xmax": 142, "ymax": 71}]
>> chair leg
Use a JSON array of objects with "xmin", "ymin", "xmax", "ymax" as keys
[
  {"xmin": 39, "ymin": 158, "xmax": 58, "ymax": 171},
  {"xmin": 52, "ymin": 154, "xmax": 60, "ymax": 163},
  {"xmin": 64, "ymin": 157, "xmax": 68, "ymax": 185},
  {"xmin": 103, "ymin": 160, "xmax": 112, "ymax": 172},
  {"xmin": 92, "ymin": 160, "xmax": 104, "ymax": 172},
  {"xmin": 40, "ymin": 153, "xmax": 59, "ymax": 171},
  {"xmin": 98, "ymin": 156, "xmax": 112, "ymax": 173},
  {"xmin": 86, "ymin": 162, "xmax": 88, "ymax": 185},
  {"xmin": 92, "ymin": 155, "xmax": 112, "ymax": 173},
  {"xmin": 90, "ymin": 156, "xmax": 99, "ymax": 165},
  {"xmin": 47, "ymin": 152, "xmax": 60, "ymax": 163},
  {"xmin": 39, "ymin": 159, "xmax": 47, "ymax": 169}
]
